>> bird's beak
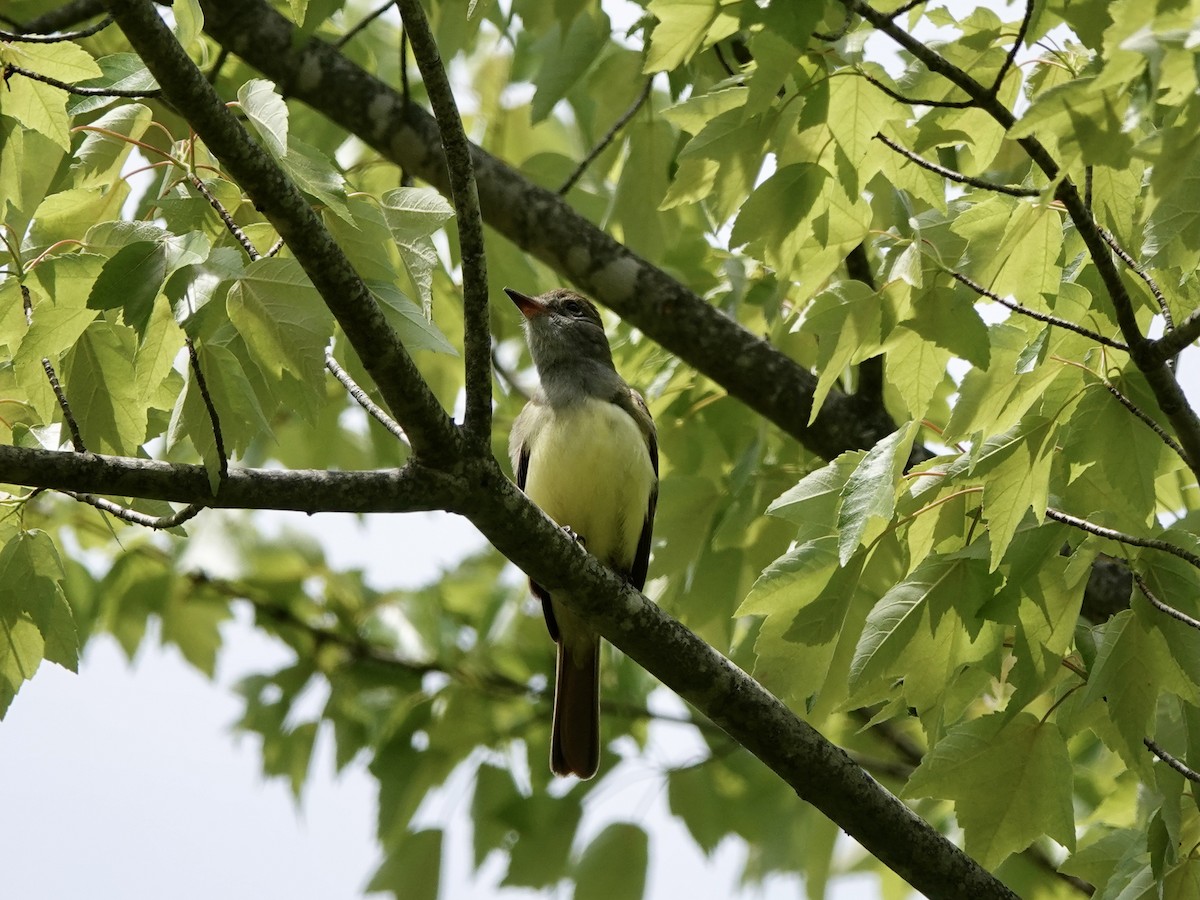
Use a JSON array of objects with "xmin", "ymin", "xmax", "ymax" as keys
[{"xmin": 505, "ymin": 287, "xmax": 549, "ymax": 319}]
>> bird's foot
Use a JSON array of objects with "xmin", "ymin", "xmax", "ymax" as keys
[{"xmin": 562, "ymin": 525, "xmax": 586, "ymax": 549}]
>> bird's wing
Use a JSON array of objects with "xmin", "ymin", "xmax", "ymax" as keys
[
  {"xmin": 620, "ymin": 388, "xmax": 658, "ymax": 592},
  {"xmin": 510, "ymin": 397, "xmax": 557, "ymax": 635}
]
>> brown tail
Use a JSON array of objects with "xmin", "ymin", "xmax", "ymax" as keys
[{"xmin": 550, "ymin": 635, "xmax": 600, "ymax": 779}]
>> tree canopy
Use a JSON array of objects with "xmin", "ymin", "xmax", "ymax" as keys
[{"xmin": 3, "ymin": 0, "xmax": 1200, "ymax": 897}]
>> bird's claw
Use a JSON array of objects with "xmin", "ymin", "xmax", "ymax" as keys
[{"xmin": 562, "ymin": 525, "xmax": 586, "ymax": 549}]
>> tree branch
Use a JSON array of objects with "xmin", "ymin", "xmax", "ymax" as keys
[
  {"xmin": 1152, "ymin": 308, "xmax": 1200, "ymax": 362},
  {"xmin": 558, "ymin": 77, "xmax": 654, "ymax": 195},
  {"xmin": 325, "ymin": 348, "xmax": 409, "ymax": 444},
  {"xmin": 1144, "ymin": 738, "xmax": 1200, "ymax": 784},
  {"xmin": 0, "ymin": 15, "xmax": 113, "ymax": 41},
  {"xmin": 103, "ymin": 0, "xmax": 458, "ymax": 458},
  {"xmin": 0, "ymin": 444, "xmax": 457, "ymax": 512},
  {"xmin": 394, "ymin": 0, "xmax": 490, "ymax": 452},
  {"xmin": 1045, "ymin": 508, "xmax": 1200, "ymax": 571},
  {"xmin": 945, "ymin": 269, "xmax": 1128, "ymax": 351},
  {"xmin": 874, "ymin": 131, "xmax": 1039, "ymax": 198},
  {"xmin": 1134, "ymin": 572, "xmax": 1200, "ymax": 633}
]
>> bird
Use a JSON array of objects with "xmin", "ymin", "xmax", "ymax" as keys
[{"xmin": 505, "ymin": 286, "xmax": 658, "ymax": 779}]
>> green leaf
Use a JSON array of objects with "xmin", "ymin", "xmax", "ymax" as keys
[
  {"xmin": 766, "ymin": 450, "xmax": 864, "ymax": 529},
  {"xmin": 738, "ymin": 536, "xmax": 840, "ymax": 617},
  {"xmin": 800, "ymin": 281, "xmax": 883, "ymax": 422},
  {"xmin": 368, "ymin": 282, "xmax": 458, "ymax": 356},
  {"xmin": 826, "ymin": 75, "xmax": 902, "ymax": 173},
  {"xmin": 905, "ymin": 712, "xmax": 1076, "ymax": 868},
  {"xmin": 381, "ymin": 188, "xmax": 455, "ymax": 312},
  {"xmin": 280, "ymin": 137, "xmax": 352, "ymax": 223},
  {"xmin": 501, "ymin": 795, "xmax": 582, "ymax": 887},
  {"xmin": 67, "ymin": 54, "xmax": 159, "ymax": 116},
  {"xmin": 86, "ymin": 240, "xmax": 167, "ymax": 335},
  {"xmin": 885, "ymin": 325, "xmax": 951, "ymax": 423},
  {"xmin": 968, "ymin": 416, "xmax": 1057, "ymax": 570},
  {"xmin": 367, "ymin": 829, "xmax": 442, "ymax": 899},
  {"xmin": 1, "ymin": 40, "xmax": 102, "ymax": 83},
  {"xmin": 60, "ymin": 320, "xmax": 146, "ymax": 454},
  {"xmin": 899, "ymin": 285, "xmax": 990, "ymax": 369},
  {"xmin": 1084, "ymin": 609, "xmax": 1200, "ymax": 773},
  {"xmin": 70, "ymin": 103, "xmax": 153, "ymax": 188},
  {"xmin": 530, "ymin": 8, "xmax": 611, "ymax": 123},
  {"xmin": 161, "ymin": 590, "xmax": 230, "ymax": 678},
  {"xmin": 837, "ymin": 421, "xmax": 918, "ymax": 564},
  {"xmin": 226, "ymin": 257, "xmax": 333, "ymax": 388},
  {"xmin": 3, "ymin": 78, "xmax": 71, "ymax": 151},
  {"xmin": 850, "ymin": 550, "xmax": 1001, "ymax": 690},
  {"xmin": 1008, "ymin": 77, "xmax": 1133, "ymax": 167},
  {"xmin": 730, "ymin": 163, "xmax": 829, "ymax": 261},
  {"xmin": 238, "ymin": 79, "xmax": 289, "ymax": 158},
  {"xmin": 572, "ymin": 823, "xmax": 648, "ymax": 900},
  {"xmin": 667, "ymin": 764, "xmax": 728, "ymax": 854},
  {"xmin": 953, "ymin": 196, "xmax": 1063, "ymax": 300},
  {"xmin": 644, "ymin": 0, "xmax": 728, "ymax": 73}
]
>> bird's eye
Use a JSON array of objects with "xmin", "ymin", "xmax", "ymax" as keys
[{"xmin": 564, "ymin": 300, "xmax": 585, "ymax": 317}]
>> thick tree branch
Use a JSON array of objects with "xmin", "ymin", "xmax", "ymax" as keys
[
  {"xmin": 1153, "ymin": 309, "xmax": 1200, "ymax": 362},
  {"xmin": 194, "ymin": 0, "xmax": 900, "ymax": 461},
  {"xmin": 394, "ymin": 0, "xmax": 490, "ymax": 452},
  {"xmin": 103, "ymin": 0, "xmax": 458, "ymax": 458},
  {"xmin": 0, "ymin": 444, "xmax": 458, "ymax": 512}
]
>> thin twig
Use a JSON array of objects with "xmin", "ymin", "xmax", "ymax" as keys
[
  {"xmin": 858, "ymin": 68, "xmax": 974, "ymax": 109},
  {"xmin": 186, "ymin": 338, "xmax": 229, "ymax": 479},
  {"xmin": 1045, "ymin": 508, "xmax": 1200, "ymax": 571},
  {"xmin": 945, "ymin": 269, "xmax": 1128, "ymax": 351},
  {"xmin": 1096, "ymin": 225, "xmax": 1173, "ymax": 333},
  {"xmin": 66, "ymin": 492, "xmax": 204, "ymax": 528},
  {"xmin": 1134, "ymin": 572, "xmax": 1200, "ymax": 633},
  {"xmin": 812, "ymin": 9, "xmax": 852, "ymax": 42},
  {"xmin": 0, "ymin": 15, "xmax": 112, "ymax": 41},
  {"xmin": 1144, "ymin": 737, "xmax": 1200, "ymax": 784},
  {"xmin": 989, "ymin": 0, "xmax": 1034, "ymax": 95},
  {"xmin": 325, "ymin": 349, "xmax": 409, "ymax": 443},
  {"xmin": 9, "ymin": 0, "xmax": 107, "ymax": 34},
  {"xmin": 399, "ymin": 29, "xmax": 413, "ymax": 186},
  {"xmin": 206, "ymin": 46, "xmax": 230, "ymax": 84},
  {"xmin": 558, "ymin": 77, "xmax": 654, "ymax": 195},
  {"xmin": 875, "ymin": 131, "xmax": 1039, "ymax": 197},
  {"xmin": 396, "ymin": 0, "xmax": 491, "ymax": 451},
  {"xmin": 1102, "ymin": 382, "xmax": 1188, "ymax": 464},
  {"xmin": 335, "ymin": 0, "xmax": 395, "ymax": 49},
  {"xmin": 3, "ymin": 62, "xmax": 162, "ymax": 98},
  {"xmin": 20, "ymin": 283, "xmax": 33, "ymax": 325},
  {"xmin": 189, "ymin": 174, "xmax": 261, "ymax": 261},
  {"xmin": 265, "ymin": 236, "xmax": 285, "ymax": 257},
  {"xmin": 41, "ymin": 358, "xmax": 86, "ymax": 452}
]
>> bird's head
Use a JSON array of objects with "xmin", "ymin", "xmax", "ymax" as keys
[{"xmin": 505, "ymin": 287, "xmax": 614, "ymax": 371}]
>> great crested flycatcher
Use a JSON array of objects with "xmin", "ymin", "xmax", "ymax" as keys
[{"xmin": 506, "ymin": 287, "xmax": 658, "ymax": 779}]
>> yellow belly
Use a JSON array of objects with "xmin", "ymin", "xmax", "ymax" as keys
[{"xmin": 523, "ymin": 397, "xmax": 655, "ymax": 571}]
